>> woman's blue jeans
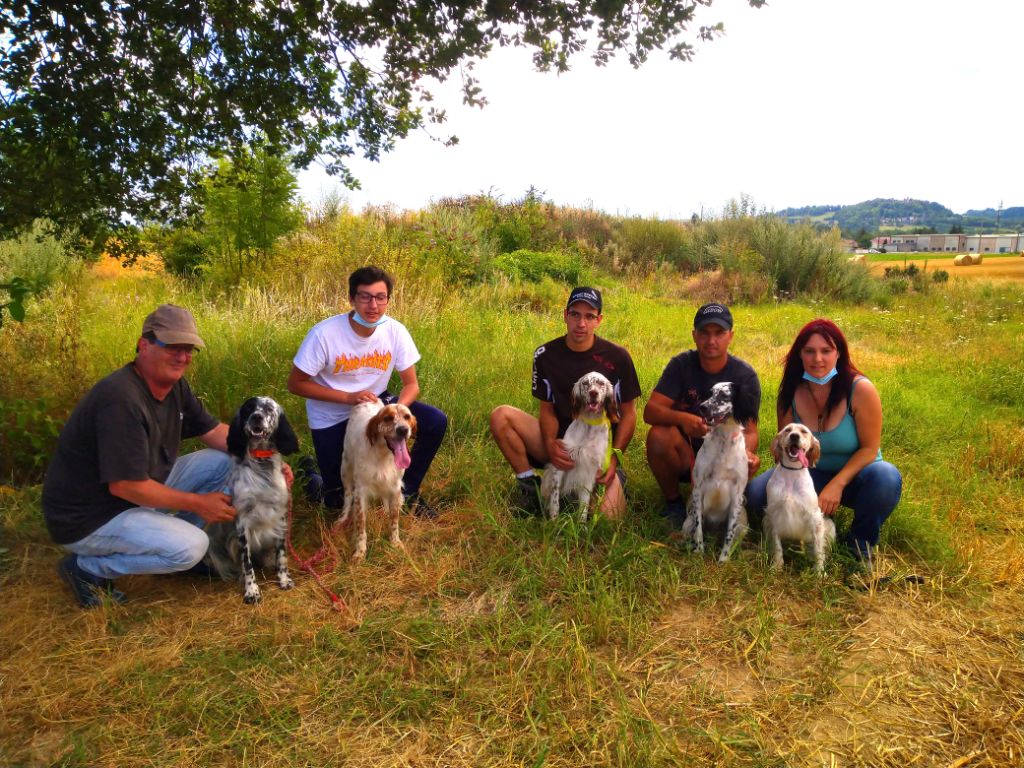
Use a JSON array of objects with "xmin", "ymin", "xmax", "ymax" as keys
[{"xmin": 746, "ymin": 460, "xmax": 903, "ymax": 557}]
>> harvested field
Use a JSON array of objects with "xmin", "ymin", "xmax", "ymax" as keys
[{"xmin": 871, "ymin": 254, "xmax": 1024, "ymax": 282}]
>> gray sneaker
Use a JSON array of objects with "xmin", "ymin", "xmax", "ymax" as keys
[{"xmin": 512, "ymin": 475, "xmax": 543, "ymax": 518}]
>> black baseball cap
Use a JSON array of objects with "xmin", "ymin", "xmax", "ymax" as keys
[
  {"xmin": 566, "ymin": 287, "xmax": 602, "ymax": 313},
  {"xmin": 693, "ymin": 302, "xmax": 733, "ymax": 330}
]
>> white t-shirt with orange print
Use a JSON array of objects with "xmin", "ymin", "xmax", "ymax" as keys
[{"xmin": 293, "ymin": 312, "xmax": 420, "ymax": 429}]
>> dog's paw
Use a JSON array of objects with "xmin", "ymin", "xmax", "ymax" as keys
[
  {"xmin": 243, "ymin": 588, "xmax": 263, "ymax": 604},
  {"xmin": 279, "ymin": 576, "xmax": 295, "ymax": 590},
  {"xmin": 350, "ymin": 550, "xmax": 366, "ymax": 564}
]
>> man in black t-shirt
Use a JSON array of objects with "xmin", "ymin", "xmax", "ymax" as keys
[
  {"xmin": 644, "ymin": 302, "xmax": 762, "ymax": 527},
  {"xmin": 42, "ymin": 305, "xmax": 243, "ymax": 608},
  {"xmin": 490, "ymin": 287, "xmax": 642, "ymax": 519}
]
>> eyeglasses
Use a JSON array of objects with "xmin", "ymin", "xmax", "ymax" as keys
[
  {"xmin": 567, "ymin": 310, "xmax": 600, "ymax": 323},
  {"xmin": 152, "ymin": 338, "xmax": 197, "ymax": 356},
  {"xmin": 354, "ymin": 292, "xmax": 390, "ymax": 305}
]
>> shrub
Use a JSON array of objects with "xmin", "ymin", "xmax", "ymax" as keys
[
  {"xmin": 932, "ymin": 269, "xmax": 949, "ymax": 283},
  {"xmin": 158, "ymin": 227, "xmax": 210, "ymax": 277},
  {"xmin": 608, "ymin": 217, "xmax": 699, "ymax": 272},
  {"xmin": 490, "ymin": 249, "xmax": 589, "ymax": 284}
]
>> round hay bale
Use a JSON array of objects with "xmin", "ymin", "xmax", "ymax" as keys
[
  {"xmin": 953, "ymin": 254, "xmax": 971, "ymax": 266},
  {"xmin": 971, "ymin": 253, "xmax": 983, "ymax": 265}
]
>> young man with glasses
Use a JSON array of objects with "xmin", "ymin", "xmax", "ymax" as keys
[
  {"xmin": 43, "ymin": 304, "xmax": 245, "ymax": 607},
  {"xmin": 288, "ymin": 265, "xmax": 447, "ymax": 519},
  {"xmin": 490, "ymin": 287, "xmax": 642, "ymax": 519}
]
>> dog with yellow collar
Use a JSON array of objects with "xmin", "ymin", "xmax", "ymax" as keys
[{"xmin": 541, "ymin": 372, "xmax": 620, "ymax": 521}]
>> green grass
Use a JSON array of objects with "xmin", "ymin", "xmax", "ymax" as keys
[{"xmin": 1, "ymin": 266, "xmax": 1023, "ymax": 766}]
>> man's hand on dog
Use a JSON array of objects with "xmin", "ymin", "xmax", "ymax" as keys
[
  {"xmin": 194, "ymin": 492, "xmax": 237, "ymax": 523},
  {"xmin": 681, "ymin": 412, "xmax": 709, "ymax": 439}
]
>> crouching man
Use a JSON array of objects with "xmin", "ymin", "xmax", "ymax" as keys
[{"xmin": 42, "ymin": 305, "xmax": 239, "ymax": 608}]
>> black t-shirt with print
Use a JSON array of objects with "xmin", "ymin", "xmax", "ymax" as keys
[
  {"xmin": 42, "ymin": 364, "xmax": 218, "ymax": 544},
  {"xmin": 532, "ymin": 335, "xmax": 642, "ymax": 437},
  {"xmin": 653, "ymin": 350, "xmax": 761, "ymax": 450}
]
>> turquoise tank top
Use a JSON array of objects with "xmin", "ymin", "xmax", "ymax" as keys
[{"xmin": 793, "ymin": 377, "xmax": 883, "ymax": 474}]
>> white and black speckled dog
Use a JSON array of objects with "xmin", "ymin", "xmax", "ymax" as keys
[
  {"xmin": 764, "ymin": 423, "xmax": 836, "ymax": 575},
  {"xmin": 205, "ymin": 396, "xmax": 299, "ymax": 604},
  {"xmin": 682, "ymin": 381, "xmax": 758, "ymax": 563},
  {"xmin": 540, "ymin": 372, "xmax": 619, "ymax": 521}
]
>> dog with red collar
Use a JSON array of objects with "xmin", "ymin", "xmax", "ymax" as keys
[{"xmin": 205, "ymin": 396, "xmax": 299, "ymax": 603}]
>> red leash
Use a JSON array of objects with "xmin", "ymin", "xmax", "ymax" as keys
[{"xmin": 285, "ymin": 495, "xmax": 347, "ymax": 612}]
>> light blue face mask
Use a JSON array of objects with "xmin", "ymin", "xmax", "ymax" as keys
[
  {"xmin": 802, "ymin": 367, "xmax": 838, "ymax": 385},
  {"xmin": 351, "ymin": 311, "xmax": 389, "ymax": 329}
]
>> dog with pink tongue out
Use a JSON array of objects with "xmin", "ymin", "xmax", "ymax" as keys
[
  {"xmin": 339, "ymin": 401, "xmax": 418, "ymax": 562},
  {"xmin": 763, "ymin": 423, "xmax": 836, "ymax": 575}
]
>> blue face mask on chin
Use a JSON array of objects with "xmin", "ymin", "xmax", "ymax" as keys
[
  {"xmin": 802, "ymin": 367, "xmax": 838, "ymax": 385},
  {"xmin": 351, "ymin": 311, "xmax": 389, "ymax": 329}
]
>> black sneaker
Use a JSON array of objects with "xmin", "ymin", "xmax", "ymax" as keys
[
  {"xmin": 658, "ymin": 497, "xmax": 687, "ymax": 529},
  {"xmin": 405, "ymin": 493, "xmax": 440, "ymax": 520},
  {"xmin": 512, "ymin": 475, "xmax": 543, "ymax": 518},
  {"xmin": 298, "ymin": 455, "xmax": 324, "ymax": 503},
  {"xmin": 57, "ymin": 554, "xmax": 126, "ymax": 608}
]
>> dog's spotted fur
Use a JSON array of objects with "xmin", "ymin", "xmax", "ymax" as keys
[
  {"xmin": 541, "ymin": 372, "xmax": 619, "ymax": 521},
  {"xmin": 682, "ymin": 381, "xmax": 755, "ymax": 563},
  {"xmin": 764, "ymin": 423, "xmax": 835, "ymax": 574},
  {"xmin": 205, "ymin": 396, "xmax": 299, "ymax": 603},
  {"xmin": 339, "ymin": 401, "xmax": 417, "ymax": 562}
]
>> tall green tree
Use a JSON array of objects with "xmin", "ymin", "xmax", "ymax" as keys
[
  {"xmin": 1, "ymin": 1, "xmax": 765, "ymax": 241},
  {"xmin": 202, "ymin": 145, "xmax": 304, "ymax": 280}
]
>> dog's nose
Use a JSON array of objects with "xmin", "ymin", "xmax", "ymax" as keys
[{"xmin": 396, "ymin": 425, "xmax": 409, "ymax": 438}]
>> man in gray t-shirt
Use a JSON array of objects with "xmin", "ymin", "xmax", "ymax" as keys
[{"xmin": 43, "ymin": 305, "xmax": 239, "ymax": 608}]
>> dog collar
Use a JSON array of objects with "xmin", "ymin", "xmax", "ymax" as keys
[
  {"xmin": 778, "ymin": 463, "xmax": 804, "ymax": 471},
  {"xmin": 580, "ymin": 413, "xmax": 609, "ymax": 427},
  {"xmin": 250, "ymin": 449, "xmax": 277, "ymax": 459}
]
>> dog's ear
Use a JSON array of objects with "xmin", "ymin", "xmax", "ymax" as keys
[
  {"xmin": 732, "ymin": 381, "xmax": 758, "ymax": 425},
  {"xmin": 570, "ymin": 386, "xmax": 583, "ymax": 421},
  {"xmin": 274, "ymin": 409, "xmax": 300, "ymax": 456},
  {"xmin": 604, "ymin": 392, "xmax": 620, "ymax": 424},
  {"xmin": 807, "ymin": 434, "xmax": 821, "ymax": 468},
  {"xmin": 770, "ymin": 432, "xmax": 782, "ymax": 465},
  {"xmin": 407, "ymin": 409, "xmax": 418, "ymax": 440},
  {"xmin": 226, "ymin": 401, "xmax": 250, "ymax": 459},
  {"xmin": 365, "ymin": 408, "xmax": 385, "ymax": 444}
]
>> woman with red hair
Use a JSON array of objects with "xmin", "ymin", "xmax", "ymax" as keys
[{"xmin": 746, "ymin": 319, "xmax": 902, "ymax": 564}]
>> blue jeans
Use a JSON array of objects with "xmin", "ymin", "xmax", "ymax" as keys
[
  {"xmin": 310, "ymin": 396, "xmax": 448, "ymax": 509},
  {"xmin": 745, "ymin": 460, "xmax": 903, "ymax": 557},
  {"xmin": 64, "ymin": 449, "xmax": 233, "ymax": 580}
]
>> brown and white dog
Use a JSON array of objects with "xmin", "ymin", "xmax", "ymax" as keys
[
  {"xmin": 764, "ymin": 423, "xmax": 835, "ymax": 574},
  {"xmin": 540, "ymin": 372, "xmax": 619, "ymax": 521},
  {"xmin": 339, "ymin": 401, "xmax": 417, "ymax": 562}
]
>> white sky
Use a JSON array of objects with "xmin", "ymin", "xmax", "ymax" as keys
[{"xmin": 298, "ymin": 0, "xmax": 1022, "ymax": 219}]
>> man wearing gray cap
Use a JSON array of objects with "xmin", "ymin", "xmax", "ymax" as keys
[
  {"xmin": 644, "ymin": 302, "xmax": 762, "ymax": 528},
  {"xmin": 42, "ymin": 304, "xmax": 239, "ymax": 608},
  {"xmin": 490, "ymin": 287, "xmax": 642, "ymax": 519}
]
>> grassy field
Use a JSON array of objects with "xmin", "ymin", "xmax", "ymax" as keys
[{"xmin": 1, "ymin": 263, "xmax": 1023, "ymax": 767}]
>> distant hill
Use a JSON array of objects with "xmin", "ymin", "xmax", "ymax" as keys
[{"xmin": 777, "ymin": 198, "xmax": 1024, "ymax": 233}]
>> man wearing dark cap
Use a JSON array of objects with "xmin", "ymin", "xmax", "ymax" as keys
[
  {"xmin": 644, "ymin": 302, "xmax": 762, "ymax": 527},
  {"xmin": 490, "ymin": 287, "xmax": 642, "ymax": 518},
  {"xmin": 42, "ymin": 304, "xmax": 242, "ymax": 607}
]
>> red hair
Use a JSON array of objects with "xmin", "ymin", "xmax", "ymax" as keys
[{"xmin": 777, "ymin": 318, "xmax": 864, "ymax": 420}]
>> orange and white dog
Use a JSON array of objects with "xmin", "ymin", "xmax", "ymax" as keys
[
  {"xmin": 339, "ymin": 401, "xmax": 417, "ymax": 562},
  {"xmin": 764, "ymin": 423, "xmax": 835, "ymax": 574}
]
